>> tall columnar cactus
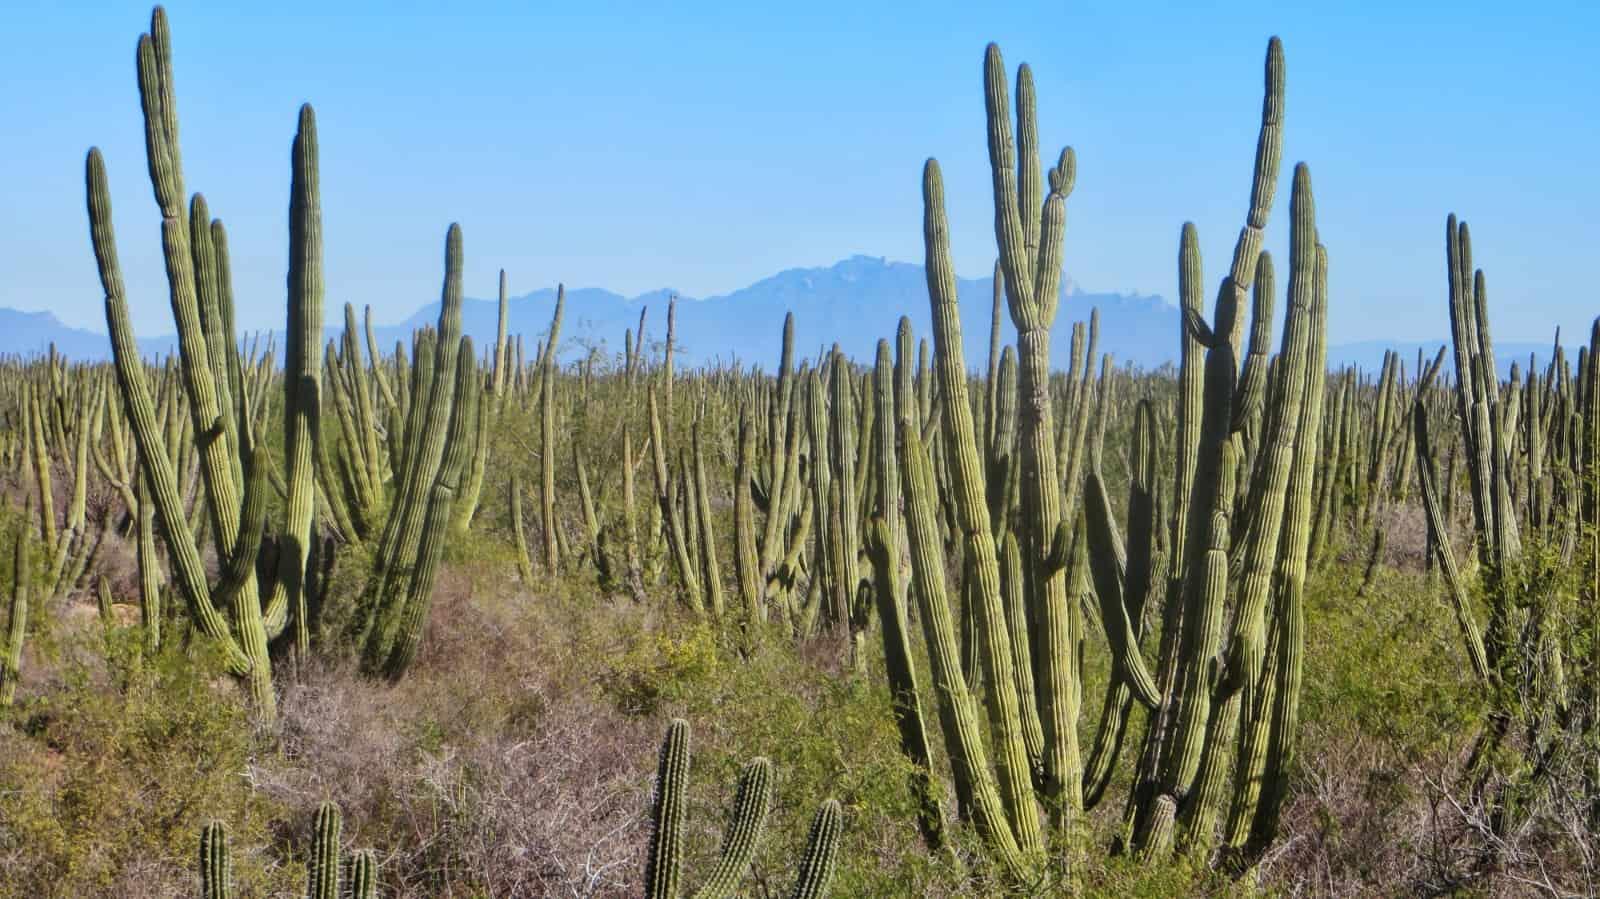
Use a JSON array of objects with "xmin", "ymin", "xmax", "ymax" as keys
[
  {"xmin": 84, "ymin": 8, "xmax": 345, "ymax": 717},
  {"xmin": 650, "ymin": 392, "xmax": 703, "ymax": 612},
  {"xmin": 892, "ymin": 35, "xmax": 1318, "ymax": 877},
  {"xmin": 827, "ymin": 347, "xmax": 867, "ymax": 655},
  {"xmin": 350, "ymin": 225, "xmax": 477, "ymax": 679},
  {"xmin": 1409, "ymin": 215, "xmax": 1591, "ymax": 841},
  {"xmin": 733, "ymin": 404, "xmax": 763, "ymax": 628},
  {"xmin": 895, "ymin": 316, "xmax": 1033, "ymax": 880},
  {"xmin": 539, "ymin": 286, "xmax": 566, "ymax": 572},
  {"xmin": 283, "ymin": 101, "xmax": 326, "ymax": 663},
  {"xmin": 511, "ymin": 475, "xmax": 535, "ymax": 585},
  {"xmin": 646, "ymin": 719, "xmax": 692, "ymax": 899},
  {"xmin": 308, "ymin": 801, "xmax": 342, "ymax": 899},
  {"xmin": 691, "ymin": 419, "xmax": 726, "ymax": 619},
  {"xmin": 1, "ymin": 517, "xmax": 29, "ymax": 708},
  {"xmin": 374, "ymin": 337, "xmax": 479, "ymax": 680},
  {"xmin": 974, "ymin": 44, "xmax": 1083, "ymax": 831},
  {"xmin": 864, "ymin": 334, "xmax": 944, "ymax": 848},
  {"xmin": 922, "ymin": 157, "xmax": 1047, "ymax": 864},
  {"xmin": 492, "ymin": 269, "xmax": 511, "ymax": 398},
  {"xmin": 199, "ymin": 821, "xmax": 232, "ymax": 899}
]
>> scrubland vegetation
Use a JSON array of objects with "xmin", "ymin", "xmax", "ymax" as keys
[{"xmin": 0, "ymin": 7, "xmax": 1595, "ymax": 897}]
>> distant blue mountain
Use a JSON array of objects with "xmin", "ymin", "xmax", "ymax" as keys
[
  {"xmin": 0, "ymin": 307, "xmax": 174, "ymax": 361},
  {"xmin": 0, "ymin": 255, "xmax": 1565, "ymax": 379},
  {"xmin": 383, "ymin": 254, "xmax": 1179, "ymax": 374}
]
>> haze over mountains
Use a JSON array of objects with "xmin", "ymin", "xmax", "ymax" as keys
[{"xmin": 0, "ymin": 255, "xmax": 1562, "ymax": 377}]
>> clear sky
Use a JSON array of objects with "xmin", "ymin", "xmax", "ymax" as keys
[{"xmin": 7, "ymin": 1, "xmax": 1597, "ymax": 344}]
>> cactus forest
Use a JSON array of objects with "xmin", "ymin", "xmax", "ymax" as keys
[{"xmin": 0, "ymin": 6, "xmax": 1596, "ymax": 897}]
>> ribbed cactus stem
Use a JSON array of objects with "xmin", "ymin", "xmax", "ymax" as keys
[
  {"xmin": 278, "ymin": 102, "xmax": 324, "ymax": 662},
  {"xmin": 492, "ymin": 269, "xmax": 510, "ymax": 397},
  {"xmin": 1185, "ymin": 167, "xmax": 1318, "ymax": 852},
  {"xmin": 199, "ymin": 821, "xmax": 232, "ymax": 899},
  {"xmin": 382, "ymin": 338, "xmax": 479, "ymax": 680},
  {"xmin": 898, "ymin": 371, "xmax": 1032, "ymax": 881},
  {"xmin": 689, "ymin": 757, "xmax": 773, "ymax": 899},
  {"xmin": 923, "ymin": 155, "xmax": 1046, "ymax": 860},
  {"xmin": 733, "ymin": 405, "xmax": 763, "ymax": 628},
  {"xmin": 1, "ymin": 520, "xmax": 29, "ymax": 707},
  {"xmin": 25, "ymin": 388, "xmax": 55, "ymax": 559},
  {"xmin": 308, "ymin": 801, "xmax": 342, "ymax": 899},
  {"xmin": 786, "ymin": 800, "xmax": 843, "ymax": 899},
  {"xmin": 980, "ymin": 43, "xmax": 1083, "ymax": 835},
  {"xmin": 649, "ymin": 392, "xmax": 702, "ymax": 611},
  {"xmin": 511, "ymin": 476, "xmax": 534, "ymax": 585},
  {"xmin": 88, "ymin": 147, "xmax": 251, "ymax": 679},
  {"xmin": 357, "ymin": 223, "xmax": 465, "ymax": 668},
  {"xmin": 691, "ymin": 419, "xmax": 725, "ymax": 618},
  {"xmin": 828, "ymin": 348, "xmax": 864, "ymax": 643},
  {"xmin": 663, "ymin": 296, "xmax": 677, "ymax": 408},
  {"xmin": 645, "ymin": 719, "xmax": 691, "ymax": 899},
  {"xmin": 540, "ymin": 285, "xmax": 565, "ymax": 572},
  {"xmin": 347, "ymin": 850, "xmax": 377, "ymax": 899}
]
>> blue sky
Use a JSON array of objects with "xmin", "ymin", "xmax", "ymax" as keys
[{"xmin": 7, "ymin": 1, "xmax": 1597, "ymax": 344}]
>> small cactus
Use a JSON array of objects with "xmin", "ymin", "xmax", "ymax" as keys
[
  {"xmin": 199, "ymin": 821, "xmax": 232, "ymax": 899},
  {"xmin": 645, "ymin": 719, "xmax": 839, "ymax": 899}
]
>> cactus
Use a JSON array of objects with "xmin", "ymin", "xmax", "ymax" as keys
[
  {"xmin": 308, "ymin": 801, "xmax": 342, "ymax": 899},
  {"xmin": 864, "ymin": 334, "xmax": 945, "ymax": 848},
  {"xmin": 787, "ymin": 799, "xmax": 843, "ymax": 899},
  {"xmin": 1406, "ymin": 215, "xmax": 1592, "ymax": 841},
  {"xmin": 511, "ymin": 475, "xmax": 535, "ymax": 585},
  {"xmin": 895, "ymin": 319, "xmax": 1032, "ymax": 879},
  {"xmin": 645, "ymin": 719, "xmax": 692, "ymax": 899},
  {"xmin": 649, "ymin": 391, "xmax": 703, "ymax": 611},
  {"xmin": 733, "ymin": 405, "xmax": 763, "ymax": 628},
  {"xmin": 643, "ymin": 718, "xmax": 832, "ymax": 899},
  {"xmin": 691, "ymin": 420, "xmax": 726, "ymax": 619},
  {"xmin": 1, "ymin": 518, "xmax": 29, "ymax": 708},
  {"xmin": 689, "ymin": 757, "xmax": 772, "ymax": 899},
  {"xmin": 922, "ymin": 157, "xmax": 1047, "ymax": 862},
  {"xmin": 347, "ymin": 850, "xmax": 378, "ymax": 899},
  {"xmin": 199, "ymin": 821, "xmax": 232, "ymax": 899},
  {"xmin": 539, "ymin": 286, "xmax": 566, "ymax": 572}
]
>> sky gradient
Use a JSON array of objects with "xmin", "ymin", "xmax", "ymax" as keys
[{"xmin": 7, "ymin": 1, "xmax": 1598, "ymax": 345}]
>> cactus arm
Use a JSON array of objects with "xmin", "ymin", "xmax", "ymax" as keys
[
  {"xmin": 899, "ymin": 394, "xmax": 1033, "ymax": 881},
  {"xmin": 87, "ymin": 148, "xmax": 249, "ymax": 676},
  {"xmin": 786, "ymin": 799, "xmax": 843, "ymax": 899},
  {"xmin": 307, "ymin": 801, "xmax": 342, "ymax": 899},
  {"xmin": 649, "ymin": 392, "xmax": 703, "ymax": 610},
  {"xmin": 0, "ymin": 524, "xmax": 29, "ymax": 707},
  {"xmin": 645, "ymin": 719, "xmax": 690, "ymax": 899},
  {"xmin": 199, "ymin": 821, "xmax": 233, "ymax": 899},
  {"xmin": 733, "ymin": 405, "xmax": 764, "ymax": 628},
  {"xmin": 688, "ymin": 757, "xmax": 773, "ymax": 899},
  {"xmin": 382, "ymin": 339, "xmax": 478, "ymax": 680},
  {"xmin": 923, "ymin": 156, "xmax": 1046, "ymax": 855}
]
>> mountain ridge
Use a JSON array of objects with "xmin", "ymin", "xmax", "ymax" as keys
[{"xmin": 0, "ymin": 255, "xmax": 1558, "ymax": 377}]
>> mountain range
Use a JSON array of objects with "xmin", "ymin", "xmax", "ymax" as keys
[{"xmin": 0, "ymin": 255, "xmax": 1565, "ymax": 377}]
